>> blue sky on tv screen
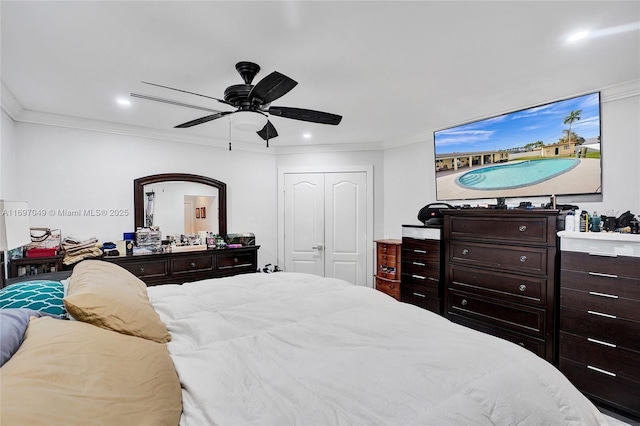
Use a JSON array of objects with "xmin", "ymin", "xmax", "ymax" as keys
[{"xmin": 435, "ymin": 92, "xmax": 600, "ymax": 155}]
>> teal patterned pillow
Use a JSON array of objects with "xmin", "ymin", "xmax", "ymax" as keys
[{"xmin": 0, "ymin": 281, "xmax": 66, "ymax": 317}]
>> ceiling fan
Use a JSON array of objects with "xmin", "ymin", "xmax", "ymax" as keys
[{"xmin": 131, "ymin": 61, "xmax": 342, "ymax": 148}]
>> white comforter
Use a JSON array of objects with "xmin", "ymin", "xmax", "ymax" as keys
[{"xmin": 148, "ymin": 272, "xmax": 607, "ymax": 426}]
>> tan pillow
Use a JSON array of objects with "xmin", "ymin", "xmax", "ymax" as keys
[
  {"xmin": 64, "ymin": 260, "xmax": 171, "ymax": 343},
  {"xmin": 0, "ymin": 316, "xmax": 182, "ymax": 426}
]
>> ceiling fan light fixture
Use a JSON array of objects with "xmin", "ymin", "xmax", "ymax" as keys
[{"xmin": 232, "ymin": 111, "xmax": 268, "ymax": 131}]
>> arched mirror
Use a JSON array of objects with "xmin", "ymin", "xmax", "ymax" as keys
[{"xmin": 134, "ymin": 173, "xmax": 227, "ymax": 238}]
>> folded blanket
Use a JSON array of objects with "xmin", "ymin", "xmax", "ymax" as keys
[
  {"xmin": 63, "ymin": 245, "xmax": 103, "ymax": 266},
  {"xmin": 61, "ymin": 237, "xmax": 99, "ymax": 254}
]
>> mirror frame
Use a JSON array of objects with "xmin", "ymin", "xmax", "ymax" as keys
[{"xmin": 134, "ymin": 173, "xmax": 227, "ymax": 237}]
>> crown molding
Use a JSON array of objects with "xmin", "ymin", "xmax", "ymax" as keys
[{"xmin": 4, "ymin": 79, "xmax": 638, "ymax": 155}]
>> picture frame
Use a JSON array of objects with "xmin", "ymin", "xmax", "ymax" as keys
[
  {"xmin": 201, "ymin": 207, "xmax": 206, "ymax": 219},
  {"xmin": 195, "ymin": 208, "xmax": 200, "ymax": 218}
]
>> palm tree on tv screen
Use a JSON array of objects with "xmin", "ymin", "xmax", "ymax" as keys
[{"xmin": 563, "ymin": 110, "xmax": 582, "ymax": 146}]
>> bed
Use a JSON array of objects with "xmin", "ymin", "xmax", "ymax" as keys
[{"xmin": 0, "ymin": 260, "xmax": 608, "ymax": 425}]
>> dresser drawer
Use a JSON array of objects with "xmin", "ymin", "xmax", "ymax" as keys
[
  {"xmin": 448, "ymin": 290, "xmax": 546, "ymax": 338},
  {"xmin": 377, "ymin": 253, "xmax": 397, "ymax": 267},
  {"xmin": 401, "ymin": 238, "xmax": 440, "ymax": 263},
  {"xmin": 116, "ymin": 259, "xmax": 168, "ymax": 279},
  {"xmin": 401, "ymin": 282, "xmax": 439, "ymax": 312},
  {"xmin": 560, "ymin": 269, "xmax": 640, "ymax": 301},
  {"xmin": 561, "ymin": 251, "xmax": 640, "ymax": 279},
  {"xmin": 375, "ymin": 277, "xmax": 400, "ymax": 300},
  {"xmin": 560, "ymin": 358, "xmax": 640, "ymax": 417},
  {"xmin": 449, "ymin": 241, "xmax": 547, "ymax": 275},
  {"xmin": 171, "ymin": 254, "xmax": 214, "ymax": 275},
  {"xmin": 560, "ymin": 332, "xmax": 640, "ymax": 382},
  {"xmin": 449, "ymin": 265, "xmax": 546, "ymax": 306},
  {"xmin": 377, "ymin": 242, "xmax": 400, "ymax": 257},
  {"xmin": 561, "ymin": 287, "xmax": 640, "ymax": 322},
  {"xmin": 449, "ymin": 314, "xmax": 547, "ymax": 359},
  {"xmin": 448, "ymin": 216, "xmax": 550, "ymax": 244},
  {"xmin": 401, "ymin": 270, "xmax": 439, "ymax": 287},
  {"xmin": 217, "ymin": 251, "xmax": 256, "ymax": 270},
  {"xmin": 560, "ymin": 306, "xmax": 640, "ymax": 352}
]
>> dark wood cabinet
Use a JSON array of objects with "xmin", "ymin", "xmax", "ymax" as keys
[
  {"xmin": 558, "ymin": 232, "xmax": 640, "ymax": 419},
  {"xmin": 443, "ymin": 209, "xmax": 559, "ymax": 363},
  {"xmin": 374, "ymin": 239, "xmax": 402, "ymax": 300},
  {"xmin": 400, "ymin": 225, "xmax": 443, "ymax": 314},
  {"xmin": 9, "ymin": 255, "xmax": 65, "ymax": 279},
  {"xmin": 104, "ymin": 246, "xmax": 259, "ymax": 286}
]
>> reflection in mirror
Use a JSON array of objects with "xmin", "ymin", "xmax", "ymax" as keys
[
  {"xmin": 143, "ymin": 182, "xmax": 219, "ymax": 236},
  {"xmin": 134, "ymin": 173, "xmax": 227, "ymax": 239}
]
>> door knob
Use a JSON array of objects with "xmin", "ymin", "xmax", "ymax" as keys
[{"xmin": 312, "ymin": 244, "xmax": 324, "ymax": 251}]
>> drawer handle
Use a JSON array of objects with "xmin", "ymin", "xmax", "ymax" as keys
[
  {"xmin": 587, "ymin": 365, "xmax": 617, "ymax": 377},
  {"xmin": 139, "ymin": 267, "xmax": 145, "ymax": 273},
  {"xmin": 389, "ymin": 284, "xmax": 395, "ymax": 289},
  {"xmin": 412, "ymin": 292, "xmax": 426, "ymax": 298},
  {"xmin": 520, "ymin": 255, "xmax": 527, "ymax": 262},
  {"xmin": 414, "ymin": 249, "xmax": 427, "ymax": 254},
  {"xmin": 588, "ymin": 310, "xmax": 617, "ymax": 319},
  {"xmin": 587, "ymin": 338, "xmax": 617, "ymax": 348},
  {"xmin": 412, "ymin": 262, "xmax": 426, "ymax": 266},
  {"xmin": 519, "ymin": 284, "xmax": 527, "ymax": 292},
  {"xmin": 462, "ymin": 249, "xmax": 469, "ymax": 256},
  {"xmin": 519, "ymin": 225, "xmax": 527, "ymax": 232},
  {"xmin": 588, "ymin": 271, "xmax": 618, "ymax": 279},
  {"xmin": 411, "ymin": 274, "xmax": 426, "ymax": 280},
  {"xmin": 460, "ymin": 299, "xmax": 468, "ymax": 306},
  {"xmin": 589, "ymin": 291, "xmax": 619, "ymax": 299},
  {"xmin": 190, "ymin": 262, "xmax": 197, "ymax": 268},
  {"xmin": 234, "ymin": 258, "xmax": 239, "ymax": 263}
]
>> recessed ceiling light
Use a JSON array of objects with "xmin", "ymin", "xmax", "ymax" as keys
[
  {"xmin": 567, "ymin": 30, "xmax": 589, "ymax": 42},
  {"xmin": 303, "ymin": 133, "xmax": 312, "ymax": 139},
  {"xmin": 117, "ymin": 98, "xmax": 131, "ymax": 106}
]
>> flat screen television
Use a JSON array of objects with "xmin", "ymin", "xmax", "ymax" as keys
[{"xmin": 434, "ymin": 92, "xmax": 602, "ymax": 202}]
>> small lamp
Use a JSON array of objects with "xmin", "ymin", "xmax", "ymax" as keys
[{"xmin": 0, "ymin": 200, "xmax": 32, "ymax": 281}]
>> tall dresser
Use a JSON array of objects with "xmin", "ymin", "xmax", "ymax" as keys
[
  {"xmin": 443, "ymin": 209, "xmax": 559, "ymax": 363},
  {"xmin": 401, "ymin": 225, "xmax": 443, "ymax": 314},
  {"xmin": 374, "ymin": 239, "xmax": 402, "ymax": 300},
  {"xmin": 558, "ymin": 231, "xmax": 640, "ymax": 418}
]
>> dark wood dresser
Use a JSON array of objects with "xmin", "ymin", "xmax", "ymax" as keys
[
  {"xmin": 401, "ymin": 225, "xmax": 443, "ymax": 314},
  {"xmin": 374, "ymin": 239, "xmax": 402, "ymax": 300},
  {"xmin": 558, "ymin": 231, "xmax": 640, "ymax": 419},
  {"xmin": 104, "ymin": 245, "xmax": 259, "ymax": 286},
  {"xmin": 443, "ymin": 209, "xmax": 559, "ymax": 363}
]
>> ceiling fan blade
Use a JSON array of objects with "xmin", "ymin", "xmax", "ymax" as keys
[
  {"xmin": 249, "ymin": 72, "xmax": 298, "ymax": 105},
  {"xmin": 174, "ymin": 111, "xmax": 232, "ymax": 128},
  {"xmin": 130, "ymin": 93, "xmax": 223, "ymax": 113},
  {"xmin": 141, "ymin": 81, "xmax": 231, "ymax": 106},
  {"xmin": 256, "ymin": 120, "xmax": 279, "ymax": 141},
  {"xmin": 268, "ymin": 106, "xmax": 342, "ymax": 125}
]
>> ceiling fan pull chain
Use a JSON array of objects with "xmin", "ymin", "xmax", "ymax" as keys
[{"xmin": 228, "ymin": 116, "xmax": 232, "ymax": 151}]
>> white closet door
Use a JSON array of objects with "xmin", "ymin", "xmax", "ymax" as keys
[{"xmin": 283, "ymin": 172, "xmax": 367, "ymax": 285}]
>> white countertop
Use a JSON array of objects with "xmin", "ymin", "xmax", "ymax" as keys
[{"xmin": 558, "ymin": 230, "xmax": 640, "ymax": 257}]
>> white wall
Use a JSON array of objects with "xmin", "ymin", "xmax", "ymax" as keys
[
  {"xmin": 1, "ymin": 109, "xmax": 19, "ymax": 199},
  {"xmin": 382, "ymin": 89, "xmax": 640, "ymax": 239},
  {"xmin": 10, "ymin": 122, "xmax": 279, "ymax": 266}
]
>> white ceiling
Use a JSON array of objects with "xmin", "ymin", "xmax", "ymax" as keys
[{"xmin": 2, "ymin": 1, "xmax": 639, "ymax": 152}]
